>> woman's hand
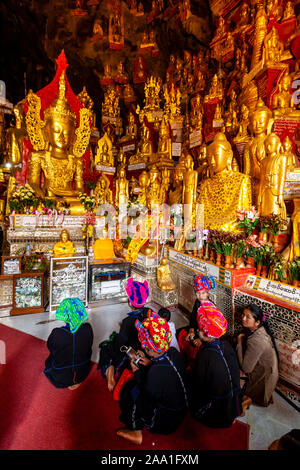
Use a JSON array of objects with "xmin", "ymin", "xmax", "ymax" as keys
[
  {"xmin": 192, "ymin": 338, "xmax": 202, "ymax": 348},
  {"xmin": 136, "ymin": 349, "xmax": 152, "ymax": 367},
  {"xmin": 130, "ymin": 359, "xmax": 139, "ymax": 373},
  {"xmin": 185, "ymin": 328, "xmax": 195, "ymax": 342},
  {"xmin": 237, "ymin": 333, "xmax": 246, "ymax": 345}
]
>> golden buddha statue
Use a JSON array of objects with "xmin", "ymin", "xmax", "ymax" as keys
[
  {"xmin": 26, "ymin": 71, "xmax": 91, "ymax": 216},
  {"xmin": 281, "ymin": 136, "xmax": 297, "ymax": 172},
  {"xmin": 5, "ymin": 100, "xmax": 27, "ymax": 168},
  {"xmin": 117, "ymin": 147, "xmax": 126, "ymax": 172},
  {"xmin": 120, "ymin": 111, "xmax": 137, "ymax": 142},
  {"xmin": 197, "ymin": 132, "xmax": 252, "ymax": 231},
  {"xmin": 282, "ymin": 199, "xmax": 300, "ymax": 262},
  {"xmin": 182, "ymin": 154, "xmax": 198, "ymax": 231},
  {"xmin": 234, "ymin": 1, "xmax": 251, "ymax": 34},
  {"xmin": 283, "ymin": 1, "xmax": 295, "ymax": 20},
  {"xmin": 168, "ymin": 166, "xmax": 183, "ymax": 205},
  {"xmin": 233, "ymin": 104, "xmax": 251, "ymax": 143},
  {"xmin": 190, "ymin": 94, "xmax": 203, "ymax": 130},
  {"xmin": 197, "ymin": 144, "xmax": 210, "ymax": 182},
  {"xmin": 204, "ymin": 74, "xmax": 223, "ymax": 104},
  {"xmin": 258, "ymin": 133, "xmax": 287, "ymax": 219},
  {"xmin": 157, "ymin": 257, "xmax": 176, "ymax": 291},
  {"xmin": 224, "ymin": 90, "xmax": 238, "ymax": 136},
  {"xmin": 53, "ymin": 229, "xmax": 76, "ymax": 257},
  {"xmin": 95, "ymin": 174, "xmax": 113, "ymax": 205},
  {"xmin": 272, "ymin": 70, "xmax": 300, "ymax": 118},
  {"xmin": 147, "ymin": 165, "xmax": 162, "ymax": 207},
  {"xmin": 266, "ymin": 0, "xmax": 282, "ymax": 21},
  {"xmin": 115, "ymin": 167, "xmax": 129, "ymax": 207},
  {"xmin": 161, "ymin": 167, "xmax": 170, "ymax": 202},
  {"xmin": 136, "ymin": 170, "xmax": 149, "ymax": 206},
  {"xmin": 129, "ymin": 121, "xmax": 152, "ymax": 165},
  {"xmin": 95, "ymin": 135, "xmax": 114, "ymax": 167},
  {"xmin": 244, "ymin": 99, "xmax": 273, "ymax": 204},
  {"xmin": 93, "ymin": 227, "xmax": 117, "ymax": 262},
  {"xmin": 164, "ymin": 83, "xmax": 181, "ymax": 120},
  {"xmin": 155, "ymin": 116, "xmax": 173, "ymax": 169},
  {"xmin": 263, "ymin": 27, "xmax": 291, "ymax": 68},
  {"xmin": 251, "ymin": 5, "xmax": 267, "ymax": 70},
  {"xmin": 123, "ymin": 83, "xmax": 136, "ymax": 104}
]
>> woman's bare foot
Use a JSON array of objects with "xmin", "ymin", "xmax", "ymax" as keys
[
  {"xmin": 68, "ymin": 383, "xmax": 81, "ymax": 390},
  {"xmin": 106, "ymin": 365, "xmax": 116, "ymax": 392},
  {"xmin": 116, "ymin": 428, "xmax": 143, "ymax": 445},
  {"xmin": 241, "ymin": 395, "xmax": 252, "ymax": 416}
]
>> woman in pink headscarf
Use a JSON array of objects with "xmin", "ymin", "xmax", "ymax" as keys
[
  {"xmin": 190, "ymin": 302, "xmax": 243, "ymax": 428},
  {"xmin": 98, "ymin": 278, "xmax": 153, "ymax": 392},
  {"xmin": 177, "ymin": 273, "xmax": 216, "ymax": 370}
]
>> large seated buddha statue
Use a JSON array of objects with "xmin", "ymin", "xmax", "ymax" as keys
[
  {"xmin": 197, "ymin": 132, "xmax": 252, "ymax": 231},
  {"xmin": 25, "ymin": 61, "xmax": 91, "ymax": 216}
]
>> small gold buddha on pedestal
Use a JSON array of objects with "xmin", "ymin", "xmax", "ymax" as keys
[
  {"xmin": 129, "ymin": 121, "xmax": 152, "ymax": 165},
  {"xmin": 155, "ymin": 117, "xmax": 173, "ymax": 169},
  {"xmin": 136, "ymin": 170, "xmax": 149, "ymax": 206},
  {"xmin": 168, "ymin": 167, "xmax": 184, "ymax": 205},
  {"xmin": 198, "ymin": 132, "xmax": 252, "ymax": 231},
  {"xmin": 115, "ymin": 168, "xmax": 129, "ymax": 208},
  {"xmin": 204, "ymin": 74, "xmax": 223, "ymax": 104},
  {"xmin": 95, "ymin": 135, "xmax": 114, "ymax": 167},
  {"xmin": 53, "ymin": 229, "xmax": 76, "ymax": 257},
  {"xmin": 258, "ymin": 133, "xmax": 287, "ymax": 220},
  {"xmin": 197, "ymin": 144, "xmax": 210, "ymax": 183},
  {"xmin": 263, "ymin": 27, "xmax": 292, "ymax": 68},
  {"xmin": 182, "ymin": 154, "xmax": 198, "ymax": 232},
  {"xmin": 272, "ymin": 70, "xmax": 300, "ymax": 118},
  {"xmin": 157, "ymin": 258, "xmax": 176, "ymax": 291},
  {"xmin": 26, "ymin": 67, "xmax": 91, "ymax": 216},
  {"xmin": 233, "ymin": 104, "xmax": 251, "ymax": 144},
  {"xmin": 147, "ymin": 165, "xmax": 162, "ymax": 207},
  {"xmin": 281, "ymin": 136, "xmax": 297, "ymax": 172},
  {"xmin": 95, "ymin": 175, "xmax": 113, "ymax": 205}
]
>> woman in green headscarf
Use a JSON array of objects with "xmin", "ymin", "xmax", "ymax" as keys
[{"xmin": 44, "ymin": 298, "xmax": 94, "ymax": 390}]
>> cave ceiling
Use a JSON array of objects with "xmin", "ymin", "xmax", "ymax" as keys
[{"xmin": 0, "ymin": 0, "xmax": 213, "ymax": 122}]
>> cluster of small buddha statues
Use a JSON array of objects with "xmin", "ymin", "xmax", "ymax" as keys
[{"xmin": 2, "ymin": 0, "xmax": 300, "ymax": 270}]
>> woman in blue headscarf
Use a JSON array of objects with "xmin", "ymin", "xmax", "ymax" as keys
[{"xmin": 44, "ymin": 298, "xmax": 94, "ymax": 389}]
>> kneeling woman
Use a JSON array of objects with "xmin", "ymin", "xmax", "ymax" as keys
[
  {"xmin": 190, "ymin": 303, "xmax": 242, "ymax": 428},
  {"xmin": 117, "ymin": 311, "xmax": 188, "ymax": 445},
  {"xmin": 178, "ymin": 274, "xmax": 216, "ymax": 369},
  {"xmin": 237, "ymin": 304, "xmax": 279, "ymax": 407},
  {"xmin": 44, "ymin": 298, "xmax": 94, "ymax": 390}
]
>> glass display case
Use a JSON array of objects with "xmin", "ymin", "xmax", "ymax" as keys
[
  {"xmin": 1, "ymin": 256, "xmax": 21, "ymax": 275},
  {"xmin": 10, "ymin": 272, "xmax": 45, "ymax": 315},
  {"xmin": 88, "ymin": 261, "xmax": 131, "ymax": 302},
  {"xmin": 0, "ymin": 275, "xmax": 13, "ymax": 309},
  {"xmin": 50, "ymin": 256, "xmax": 88, "ymax": 311}
]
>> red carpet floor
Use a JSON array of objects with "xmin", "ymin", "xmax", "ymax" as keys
[{"xmin": 0, "ymin": 324, "xmax": 249, "ymax": 450}]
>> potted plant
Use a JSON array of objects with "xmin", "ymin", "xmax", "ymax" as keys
[
  {"xmin": 254, "ymin": 244, "xmax": 266, "ymax": 276},
  {"xmin": 268, "ymin": 213, "xmax": 287, "ymax": 250},
  {"xmin": 211, "ymin": 230, "xmax": 223, "ymax": 266},
  {"xmin": 262, "ymin": 244, "xmax": 276, "ymax": 278},
  {"xmin": 245, "ymin": 234, "xmax": 260, "ymax": 268},
  {"xmin": 271, "ymin": 255, "xmax": 285, "ymax": 282},
  {"xmin": 79, "ymin": 192, "xmax": 97, "ymax": 213},
  {"xmin": 237, "ymin": 206, "xmax": 259, "ymax": 236},
  {"xmin": 288, "ymin": 259, "xmax": 300, "ymax": 287},
  {"xmin": 221, "ymin": 232, "xmax": 235, "ymax": 269},
  {"xmin": 258, "ymin": 215, "xmax": 270, "ymax": 242},
  {"xmin": 83, "ymin": 170, "xmax": 100, "ymax": 196}
]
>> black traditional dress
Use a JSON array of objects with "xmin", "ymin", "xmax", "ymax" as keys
[
  {"xmin": 190, "ymin": 339, "xmax": 242, "ymax": 428},
  {"xmin": 44, "ymin": 323, "xmax": 93, "ymax": 388},
  {"xmin": 98, "ymin": 307, "xmax": 151, "ymax": 377},
  {"xmin": 119, "ymin": 347, "xmax": 188, "ymax": 434}
]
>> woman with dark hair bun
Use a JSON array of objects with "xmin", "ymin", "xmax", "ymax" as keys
[{"xmin": 237, "ymin": 303, "xmax": 279, "ymax": 407}]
